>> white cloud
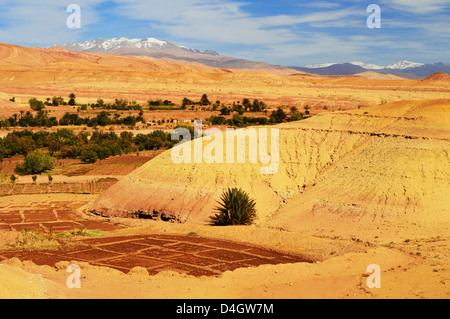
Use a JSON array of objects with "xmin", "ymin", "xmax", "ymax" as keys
[
  {"xmin": 382, "ymin": 0, "xmax": 450, "ymax": 14},
  {"xmin": 0, "ymin": 0, "xmax": 104, "ymax": 46},
  {"xmin": 114, "ymin": 1, "xmax": 361, "ymax": 47},
  {"xmin": 299, "ymin": 2, "xmax": 342, "ymax": 9},
  {"xmin": 0, "ymin": 0, "xmax": 447, "ymax": 65}
]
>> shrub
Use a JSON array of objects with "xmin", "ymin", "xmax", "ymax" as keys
[
  {"xmin": 14, "ymin": 151, "xmax": 56, "ymax": 175},
  {"xmin": 220, "ymin": 107, "xmax": 231, "ymax": 116},
  {"xmin": 29, "ymin": 98, "xmax": 45, "ymax": 111},
  {"xmin": 271, "ymin": 107, "xmax": 287, "ymax": 123},
  {"xmin": 210, "ymin": 188, "xmax": 257, "ymax": 226},
  {"xmin": 52, "ymin": 96, "xmax": 65, "ymax": 106},
  {"xmin": 80, "ymin": 149, "xmax": 98, "ymax": 164},
  {"xmin": 208, "ymin": 115, "xmax": 227, "ymax": 125}
]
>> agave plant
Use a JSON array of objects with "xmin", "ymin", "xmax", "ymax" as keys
[{"xmin": 210, "ymin": 188, "xmax": 257, "ymax": 226}]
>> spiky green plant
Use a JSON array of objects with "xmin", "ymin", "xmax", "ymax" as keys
[{"xmin": 210, "ymin": 188, "xmax": 257, "ymax": 226}]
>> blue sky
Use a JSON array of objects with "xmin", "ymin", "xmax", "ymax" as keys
[{"xmin": 0, "ymin": 0, "xmax": 449, "ymax": 66}]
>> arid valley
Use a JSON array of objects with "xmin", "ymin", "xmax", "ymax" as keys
[{"xmin": 0, "ymin": 42, "xmax": 449, "ymax": 300}]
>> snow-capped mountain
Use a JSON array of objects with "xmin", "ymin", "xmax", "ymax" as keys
[
  {"xmin": 59, "ymin": 37, "xmax": 168, "ymax": 51},
  {"xmin": 178, "ymin": 45, "xmax": 219, "ymax": 56},
  {"xmin": 306, "ymin": 62, "xmax": 337, "ymax": 69},
  {"xmin": 306, "ymin": 60, "xmax": 424, "ymax": 70},
  {"xmin": 384, "ymin": 60, "xmax": 424, "ymax": 70},
  {"xmin": 56, "ymin": 37, "xmax": 288, "ymax": 70},
  {"xmin": 290, "ymin": 60, "xmax": 448, "ymax": 79},
  {"xmin": 58, "ymin": 37, "xmax": 219, "ymax": 56},
  {"xmin": 349, "ymin": 61, "xmax": 384, "ymax": 70}
]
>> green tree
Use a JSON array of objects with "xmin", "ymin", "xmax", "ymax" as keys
[
  {"xmin": 220, "ymin": 106, "xmax": 231, "ymax": 116},
  {"xmin": 29, "ymin": 98, "xmax": 45, "ymax": 111},
  {"xmin": 232, "ymin": 114, "xmax": 244, "ymax": 127},
  {"xmin": 97, "ymin": 111, "xmax": 111, "ymax": 126},
  {"xmin": 209, "ymin": 188, "xmax": 257, "ymax": 226},
  {"xmin": 289, "ymin": 112, "xmax": 303, "ymax": 122},
  {"xmin": 200, "ymin": 94, "xmax": 210, "ymax": 106},
  {"xmin": 80, "ymin": 149, "xmax": 98, "ymax": 164},
  {"xmin": 181, "ymin": 97, "xmax": 194, "ymax": 109},
  {"xmin": 68, "ymin": 93, "xmax": 76, "ymax": 106},
  {"xmin": 14, "ymin": 151, "xmax": 56, "ymax": 175},
  {"xmin": 96, "ymin": 98, "xmax": 105, "ymax": 108},
  {"xmin": 242, "ymin": 98, "xmax": 251, "ymax": 111},
  {"xmin": 303, "ymin": 105, "xmax": 311, "ymax": 115},
  {"xmin": 271, "ymin": 107, "xmax": 287, "ymax": 123},
  {"xmin": 52, "ymin": 96, "xmax": 65, "ymax": 106}
]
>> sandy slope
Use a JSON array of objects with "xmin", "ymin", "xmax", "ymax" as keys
[
  {"xmin": 83, "ymin": 99, "xmax": 449, "ymax": 299},
  {"xmin": 90, "ymin": 100, "xmax": 450, "ymax": 234}
]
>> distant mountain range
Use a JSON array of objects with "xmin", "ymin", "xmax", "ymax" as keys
[
  {"xmin": 306, "ymin": 60, "xmax": 425, "ymax": 70},
  {"xmin": 59, "ymin": 37, "xmax": 220, "ymax": 56},
  {"xmin": 289, "ymin": 61, "xmax": 450, "ymax": 79},
  {"xmin": 57, "ymin": 37, "xmax": 287, "ymax": 71},
  {"xmin": 57, "ymin": 37, "xmax": 449, "ymax": 78}
]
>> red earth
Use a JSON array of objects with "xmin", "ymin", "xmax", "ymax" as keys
[{"xmin": 0, "ymin": 201, "xmax": 310, "ymax": 277}]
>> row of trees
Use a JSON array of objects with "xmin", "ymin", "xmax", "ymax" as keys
[
  {"xmin": 2, "ymin": 94, "xmax": 309, "ymax": 131},
  {"xmin": 0, "ymin": 111, "xmax": 145, "ymax": 129},
  {"xmin": 25, "ymin": 93, "xmax": 300, "ymax": 117},
  {"xmin": 28, "ymin": 94, "xmax": 76, "ymax": 111},
  {"xmin": 91, "ymin": 99, "xmax": 143, "ymax": 111},
  {"xmin": 0, "ymin": 129, "xmax": 182, "ymax": 174},
  {"xmin": 208, "ymin": 107, "xmax": 304, "ymax": 127}
]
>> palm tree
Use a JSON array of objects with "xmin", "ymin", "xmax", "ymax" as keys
[
  {"xmin": 210, "ymin": 188, "xmax": 257, "ymax": 226},
  {"xmin": 69, "ymin": 93, "xmax": 76, "ymax": 106},
  {"xmin": 200, "ymin": 94, "xmax": 210, "ymax": 106}
]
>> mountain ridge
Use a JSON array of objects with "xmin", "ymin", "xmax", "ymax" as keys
[
  {"xmin": 53, "ymin": 37, "xmax": 450, "ymax": 78},
  {"xmin": 58, "ymin": 37, "xmax": 220, "ymax": 56},
  {"xmin": 306, "ymin": 60, "xmax": 424, "ymax": 70},
  {"xmin": 290, "ymin": 61, "xmax": 450, "ymax": 79},
  {"xmin": 57, "ymin": 37, "xmax": 288, "ymax": 71}
]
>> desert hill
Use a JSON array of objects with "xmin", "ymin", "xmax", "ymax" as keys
[
  {"xmin": 89, "ymin": 99, "xmax": 450, "ymax": 243},
  {"xmin": 0, "ymin": 94, "xmax": 29, "ymax": 117},
  {"xmin": 1, "ymin": 43, "xmax": 450, "ymax": 112},
  {"xmin": 355, "ymin": 71, "xmax": 405, "ymax": 80},
  {"xmin": 0, "ymin": 43, "xmax": 228, "ymax": 76},
  {"xmin": 423, "ymin": 72, "xmax": 450, "ymax": 81}
]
